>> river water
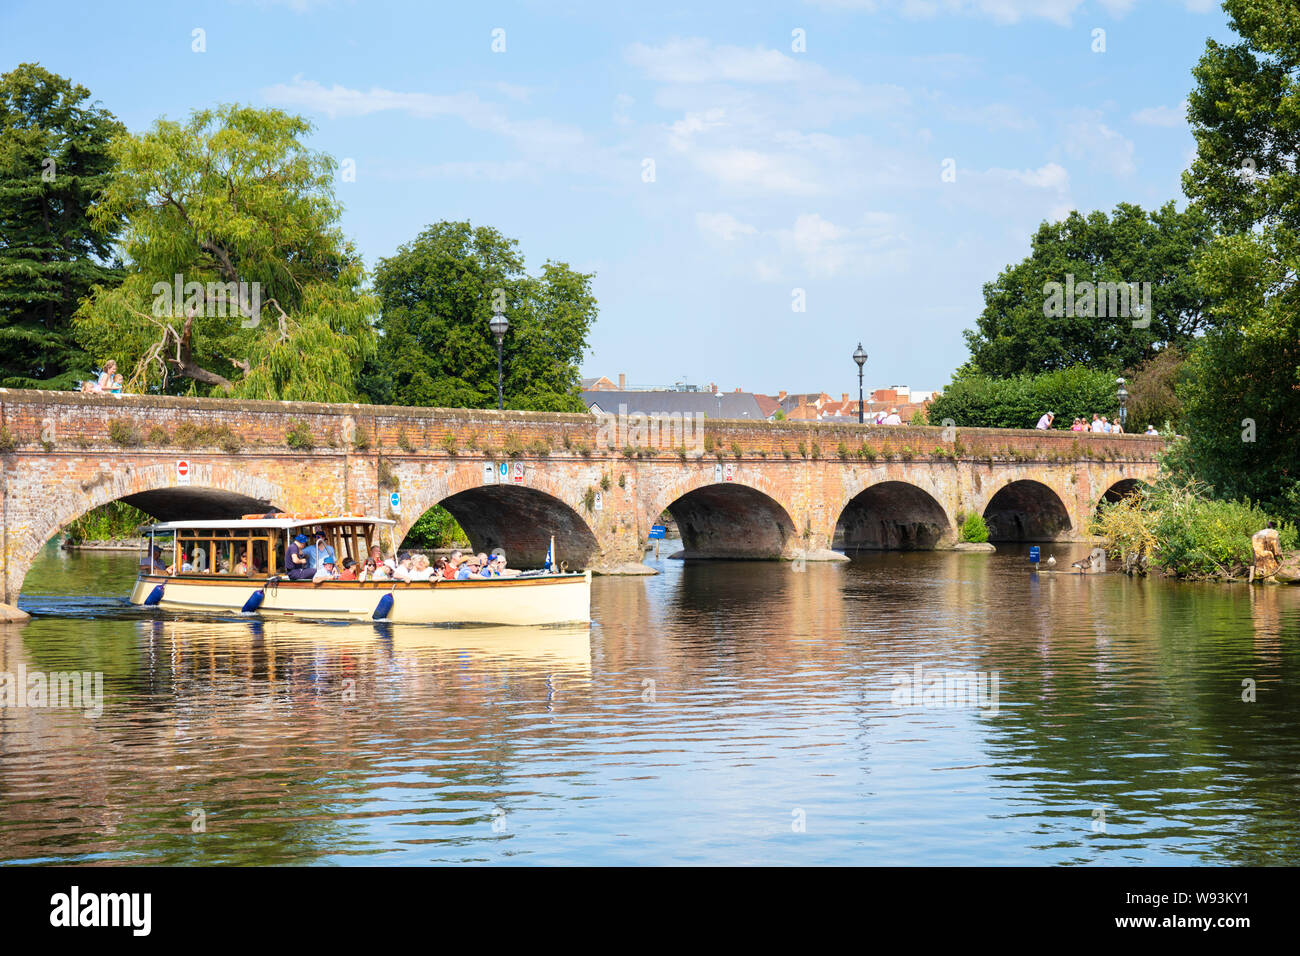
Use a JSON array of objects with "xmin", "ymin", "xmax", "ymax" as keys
[{"xmin": 2, "ymin": 540, "xmax": 1298, "ymax": 865}]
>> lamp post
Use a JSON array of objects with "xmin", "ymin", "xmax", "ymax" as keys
[
  {"xmin": 489, "ymin": 311, "xmax": 509, "ymax": 410},
  {"xmin": 1116, "ymin": 377, "xmax": 1128, "ymax": 429},
  {"xmin": 852, "ymin": 343, "xmax": 868, "ymax": 424}
]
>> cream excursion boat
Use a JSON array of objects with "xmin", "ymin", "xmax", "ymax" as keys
[{"xmin": 128, "ymin": 515, "xmax": 591, "ymax": 626}]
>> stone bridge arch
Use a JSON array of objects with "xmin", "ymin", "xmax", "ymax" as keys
[
  {"xmin": 833, "ymin": 478, "xmax": 956, "ymax": 551},
  {"xmin": 392, "ymin": 461, "xmax": 599, "ymax": 568},
  {"xmin": 4, "ymin": 460, "xmax": 291, "ymax": 602},
  {"xmin": 640, "ymin": 468, "xmax": 800, "ymax": 559},
  {"xmin": 978, "ymin": 478, "xmax": 1074, "ymax": 542}
]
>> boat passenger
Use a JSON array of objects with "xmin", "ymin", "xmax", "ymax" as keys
[
  {"xmin": 166, "ymin": 550, "xmax": 193, "ymax": 575},
  {"xmin": 443, "ymin": 550, "xmax": 464, "ymax": 580},
  {"xmin": 285, "ymin": 534, "xmax": 314, "ymax": 580},
  {"xmin": 392, "ymin": 554, "xmax": 413, "ymax": 582},
  {"xmin": 369, "ymin": 545, "xmax": 395, "ymax": 571},
  {"xmin": 235, "ymin": 550, "xmax": 249, "ymax": 575},
  {"xmin": 304, "ymin": 533, "xmax": 336, "ymax": 570},
  {"xmin": 141, "ymin": 545, "xmax": 168, "ymax": 574},
  {"xmin": 407, "ymin": 554, "xmax": 435, "ymax": 581},
  {"xmin": 337, "ymin": 558, "xmax": 358, "ymax": 581},
  {"xmin": 312, "ymin": 559, "xmax": 338, "ymax": 582},
  {"xmin": 454, "ymin": 556, "xmax": 481, "ymax": 580}
]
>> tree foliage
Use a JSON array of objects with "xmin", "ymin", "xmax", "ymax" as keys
[
  {"xmin": 1178, "ymin": 0, "xmax": 1300, "ymax": 518},
  {"xmin": 963, "ymin": 202, "xmax": 1214, "ymax": 377},
  {"xmin": 73, "ymin": 104, "xmax": 376, "ymax": 400},
  {"xmin": 926, "ymin": 365, "xmax": 1121, "ymax": 429},
  {"xmin": 365, "ymin": 221, "xmax": 595, "ymax": 412},
  {"xmin": 0, "ymin": 63, "xmax": 124, "ymax": 389}
]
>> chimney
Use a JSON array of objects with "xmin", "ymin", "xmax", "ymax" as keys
[
  {"xmin": 710, "ymin": 383, "xmax": 717, "ymax": 394},
  {"xmin": 842, "ymin": 392, "xmax": 849, "ymax": 404},
  {"xmin": 778, "ymin": 390, "xmax": 787, "ymax": 401},
  {"xmin": 735, "ymin": 387, "xmax": 742, "ymax": 392},
  {"xmin": 618, "ymin": 373, "xmax": 626, "ymax": 389}
]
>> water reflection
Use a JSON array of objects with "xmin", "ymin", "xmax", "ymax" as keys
[{"xmin": 1, "ymin": 540, "xmax": 1298, "ymax": 865}]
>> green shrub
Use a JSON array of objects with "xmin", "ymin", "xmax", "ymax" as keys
[
  {"xmin": 927, "ymin": 365, "xmax": 1120, "ymax": 429},
  {"xmin": 397, "ymin": 428, "xmax": 414, "ymax": 452},
  {"xmin": 503, "ymin": 434, "xmax": 524, "ymax": 458},
  {"xmin": 147, "ymin": 425, "xmax": 170, "ymax": 446},
  {"xmin": 286, "ymin": 420, "xmax": 314, "ymax": 450},
  {"xmin": 0, "ymin": 426, "xmax": 16, "ymax": 452},
  {"xmin": 352, "ymin": 423, "xmax": 371, "ymax": 451},
  {"xmin": 960, "ymin": 512, "xmax": 989, "ymax": 543},
  {"xmin": 108, "ymin": 419, "xmax": 141, "ymax": 447},
  {"xmin": 1096, "ymin": 478, "xmax": 1298, "ymax": 579},
  {"xmin": 440, "ymin": 433, "xmax": 458, "ymax": 456}
]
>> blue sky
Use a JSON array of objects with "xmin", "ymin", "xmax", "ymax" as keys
[{"xmin": 2, "ymin": 0, "xmax": 1233, "ymax": 395}]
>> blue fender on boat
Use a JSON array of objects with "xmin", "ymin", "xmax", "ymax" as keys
[
  {"xmin": 241, "ymin": 589, "xmax": 265, "ymax": 613},
  {"xmin": 143, "ymin": 584, "xmax": 165, "ymax": 606},
  {"xmin": 373, "ymin": 592, "xmax": 394, "ymax": 620}
]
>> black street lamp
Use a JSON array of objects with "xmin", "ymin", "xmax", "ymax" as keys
[
  {"xmin": 489, "ymin": 311, "xmax": 509, "ymax": 410},
  {"xmin": 1116, "ymin": 377, "xmax": 1128, "ymax": 428},
  {"xmin": 853, "ymin": 343, "xmax": 868, "ymax": 424}
]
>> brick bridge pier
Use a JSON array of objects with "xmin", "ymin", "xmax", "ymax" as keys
[{"xmin": 0, "ymin": 390, "xmax": 1162, "ymax": 604}]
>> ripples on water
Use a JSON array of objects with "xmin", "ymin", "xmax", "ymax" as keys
[{"xmin": 2, "ymin": 542, "xmax": 1298, "ymax": 865}]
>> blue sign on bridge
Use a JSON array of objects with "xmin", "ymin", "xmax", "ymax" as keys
[{"xmin": 649, "ymin": 525, "xmax": 667, "ymax": 540}]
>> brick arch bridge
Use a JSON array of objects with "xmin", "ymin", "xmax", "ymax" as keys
[{"xmin": 0, "ymin": 390, "xmax": 1162, "ymax": 603}]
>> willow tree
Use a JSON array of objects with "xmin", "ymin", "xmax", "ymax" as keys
[
  {"xmin": 0, "ymin": 64, "xmax": 124, "ymax": 389},
  {"xmin": 74, "ymin": 105, "xmax": 375, "ymax": 401}
]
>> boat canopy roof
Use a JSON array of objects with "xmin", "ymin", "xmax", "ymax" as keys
[{"xmin": 141, "ymin": 515, "xmax": 395, "ymax": 533}]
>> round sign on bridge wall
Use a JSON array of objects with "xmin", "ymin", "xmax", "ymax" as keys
[{"xmin": 176, "ymin": 459, "xmax": 191, "ymax": 485}]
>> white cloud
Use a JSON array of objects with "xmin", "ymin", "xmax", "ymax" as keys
[
  {"xmin": 1131, "ymin": 102, "xmax": 1187, "ymax": 127},
  {"xmin": 668, "ymin": 108, "xmax": 728, "ymax": 150},
  {"xmin": 262, "ymin": 75, "xmax": 599, "ymax": 173},
  {"xmin": 696, "ymin": 212, "xmax": 759, "ymax": 241},
  {"xmin": 1062, "ymin": 110, "xmax": 1136, "ymax": 177},
  {"xmin": 692, "ymin": 148, "xmax": 824, "ymax": 196},
  {"xmin": 627, "ymin": 38, "xmax": 815, "ymax": 85}
]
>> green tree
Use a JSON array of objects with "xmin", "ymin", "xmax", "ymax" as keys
[
  {"xmin": 963, "ymin": 202, "xmax": 1214, "ymax": 377},
  {"xmin": 367, "ymin": 221, "xmax": 595, "ymax": 411},
  {"xmin": 73, "ymin": 105, "xmax": 376, "ymax": 401},
  {"xmin": 927, "ymin": 365, "xmax": 1120, "ymax": 429},
  {"xmin": 0, "ymin": 64, "xmax": 124, "ymax": 389},
  {"xmin": 1179, "ymin": 0, "xmax": 1300, "ymax": 517}
]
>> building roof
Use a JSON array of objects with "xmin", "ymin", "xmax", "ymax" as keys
[
  {"xmin": 583, "ymin": 389, "xmax": 765, "ymax": 420},
  {"xmin": 752, "ymin": 393, "xmax": 782, "ymax": 418}
]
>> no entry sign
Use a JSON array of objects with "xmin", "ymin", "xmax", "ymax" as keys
[{"xmin": 176, "ymin": 459, "xmax": 191, "ymax": 485}]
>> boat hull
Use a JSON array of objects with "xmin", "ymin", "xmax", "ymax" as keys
[{"xmin": 128, "ymin": 571, "xmax": 591, "ymax": 626}]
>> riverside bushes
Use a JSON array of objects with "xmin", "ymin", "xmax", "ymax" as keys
[{"xmin": 1096, "ymin": 479, "xmax": 1297, "ymax": 579}]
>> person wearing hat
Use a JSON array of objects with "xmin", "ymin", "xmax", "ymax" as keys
[
  {"xmin": 313, "ymin": 558, "xmax": 339, "ymax": 582},
  {"xmin": 142, "ymin": 545, "xmax": 167, "ymax": 574},
  {"xmin": 303, "ymin": 532, "xmax": 336, "ymax": 570},
  {"xmin": 286, "ymin": 533, "xmax": 314, "ymax": 579},
  {"xmin": 883, "ymin": 407, "xmax": 902, "ymax": 425},
  {"xmin": 1035, "ymin": 411, "xmax": 1055, "ymax": 430}
]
